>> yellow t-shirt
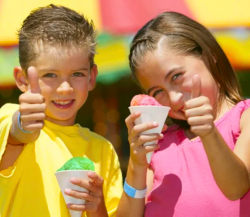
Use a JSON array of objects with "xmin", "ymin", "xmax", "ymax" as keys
[{"xmin": 0, "ymin": 104, "xmax": 123, "ymax": 217}]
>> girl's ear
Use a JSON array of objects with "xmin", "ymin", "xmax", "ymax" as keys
[{"xmin": 13, "ymin": 67, "xmax": 28, "ymax": 92}]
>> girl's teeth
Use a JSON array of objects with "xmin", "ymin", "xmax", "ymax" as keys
[{"xmin": 54, "ymin": 100, "xmax": 71, "ymax": 105}]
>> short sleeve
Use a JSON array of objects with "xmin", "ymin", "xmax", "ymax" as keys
[
  {"xmin": 230, "ymin": 100, "xmax": 250, "ymax": 142},
  {"xmin": 102, "ymin": 143, "xmax": 123, "ymax": 217},
  {"xmin": 0, "ymin": 104, "xmax": 18, "ymax": 162}
]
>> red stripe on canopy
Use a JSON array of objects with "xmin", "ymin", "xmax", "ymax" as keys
[{"xmin": 99, "ymin": 0, "xmax": 194, "ymax": 34}]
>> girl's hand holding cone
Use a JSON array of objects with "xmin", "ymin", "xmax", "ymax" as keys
[{"xmin": 125, "ymin": 112, "xmax": 164, "ymax": 167}]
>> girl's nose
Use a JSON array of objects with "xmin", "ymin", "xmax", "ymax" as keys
[
  {"xmin": 169, "ymin": 91, "xmax": 183, "ymax": 106},
  {"xmin": 57, "ymin": 81, "xmax": 73, "ymax": 94}
]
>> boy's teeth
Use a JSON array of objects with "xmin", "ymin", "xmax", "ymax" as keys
[{"xmin": 54, "ymin": 100, "xmax": 72, "ymax": 105}]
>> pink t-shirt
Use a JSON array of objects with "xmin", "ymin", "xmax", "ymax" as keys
[{"xmin": 146, "ymin": 100, "xmax": 250, "ymax": 217}]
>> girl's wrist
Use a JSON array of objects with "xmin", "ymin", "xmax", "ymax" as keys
[
  {"xmin": 126, "ymin": 159, "xmax": 147, "ymax": 190},
  {"xmin": 128, "ymin": 158, "xmax": 148, "ymax": 175},
  {"xmin": 200, "ymin": 124, "xmax": 217, "ymax": 141},
  {"xmin": 124, "ymin": 178, "xmax": 147, "ymax": 198}
]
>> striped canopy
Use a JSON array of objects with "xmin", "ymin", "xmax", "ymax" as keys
[{"xmin": 0, "ymin": 0, "xmax": 249, "ymax": 86}]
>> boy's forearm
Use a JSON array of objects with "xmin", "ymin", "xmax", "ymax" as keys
[
  {"xmin": 10, "ymin": 110, "xmax": 40, "ymax": 144},
  {"xmin": 116, "ymin": 160, "xmax": 147, "ymax": 217},
  {"xmin": 201, "ymin": 127, "xmax": 250, "ymax": 200}
]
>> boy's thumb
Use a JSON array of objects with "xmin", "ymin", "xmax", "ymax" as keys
[{"xmin": 28, "ymin": 66, "xmax": 41, "ymax": 94}]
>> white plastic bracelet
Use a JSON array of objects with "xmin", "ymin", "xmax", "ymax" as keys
[{"xmin": 124, "ymin": 179, "xmax": 147, "ymax": 199}]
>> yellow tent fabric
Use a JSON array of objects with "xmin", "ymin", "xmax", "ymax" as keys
[
  {"xmin": 0, "ymin": 0, "xmax": 249, "ymax": 86},
  {"xmin": 187, "ymin": 0, "xmax": 250, "ymax": 27},
  {"xmin": 0, "ymin": 0, "xmax": 101, "ymax": 45}
]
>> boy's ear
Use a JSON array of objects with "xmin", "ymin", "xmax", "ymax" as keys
[
  {"xmin": 88, "ymin": 64, "xmax": 98, "ymax": 91},
  {"xmin": 13, "ymin": 66, "xmax": 28, "ymax": 92}
]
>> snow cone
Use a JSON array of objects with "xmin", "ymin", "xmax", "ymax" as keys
[
  {"xmin": 55, "ymin": 157, "xmax": 95, "ymax": 217},
  {"xmin": 129, "ymin": 94, "xmax": 170, "ymax": 163}
]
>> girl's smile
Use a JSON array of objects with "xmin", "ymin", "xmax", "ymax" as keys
[{"xmin": 136, "ymin": 45, "xmax": 219, "ymax": 120}]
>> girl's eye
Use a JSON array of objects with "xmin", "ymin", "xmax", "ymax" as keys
[
  {"xmin": 72, "ymin": 72, "xmax": 85, "ymax": 77},
  {"xmin": 172, "ymin": 73, "xmax": 182, "ymax": 81},
  {"xmin": 152, "ymin": 89, "xmax": 163, "ymax": 97},
  {"xmin": 43, "ymin": 73, "xmax": 56, "ymax": 78}
]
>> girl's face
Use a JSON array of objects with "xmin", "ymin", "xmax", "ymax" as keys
[{"xmin": 135, "ymin": 46, "xmax": 219, "ymax": 120}]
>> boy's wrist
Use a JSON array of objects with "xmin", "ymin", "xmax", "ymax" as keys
[
  {"xmin": 11, "ymin": 111, "xmax": 40, "ymax": 144},
  {"xmin": 87, "ymin": 199, "xmax": 108, "ymax": 217},
  {"xmin": 17, "ymin": 112, "xmax": 34, "ymax": 134}
]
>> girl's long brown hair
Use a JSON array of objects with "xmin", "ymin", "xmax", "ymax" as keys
[{"xmin": 129, "ymin": 12, "xmax": 243, "ymax": 129}]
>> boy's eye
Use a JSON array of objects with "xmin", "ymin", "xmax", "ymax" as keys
[
  {"xmin": 43, "ymin": 73, "xmax": 57, "ymax": 78},
  {"xmin": 72, "ymin": 72, "xmax": 85, "ymax": 77}
]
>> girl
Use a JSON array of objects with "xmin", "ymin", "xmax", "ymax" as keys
[{"xmin": 117, "ymin": 11, "xmax": 250, "ymax": 217}]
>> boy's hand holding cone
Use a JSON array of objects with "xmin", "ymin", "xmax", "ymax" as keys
[{"xmin": 55, "ymin": 157, "xmax": 108, "ymax": 217}]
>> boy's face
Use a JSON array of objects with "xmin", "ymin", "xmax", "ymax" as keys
[{"xmin": 24, "ymin": 45, "xmax": 97, "ymax": 126}]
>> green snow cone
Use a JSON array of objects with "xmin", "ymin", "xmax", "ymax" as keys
[{"xmin": 57, "ymin": 157, "xmax": 95, "ymax": 172}]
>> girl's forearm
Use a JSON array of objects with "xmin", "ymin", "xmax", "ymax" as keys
[
  {"xmin": 201, "ymin": 127, "xmax": 250, "ymax": 200},
  {"xmin": 117, "ymin": 193, "xmax": 145, "ymax": 217},
  {"xmin": 126, "ymin": 159, "xmax": 147, "ymax": 189},
  {"xmin": 116, "ymin": 160, "xmax": 147, "ymax": 217}
]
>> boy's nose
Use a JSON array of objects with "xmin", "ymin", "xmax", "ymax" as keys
[{"xmin": 57, "ymin": 81, "xmax": 73, "ymax": 94}]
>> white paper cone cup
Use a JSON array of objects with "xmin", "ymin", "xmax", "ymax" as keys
[
  {"xmin": 146, "ymin": 151, "xmax": 153, "ymax": 164},
  {"xmin": 144, "ymin": 141, "xmax": 157, "ymax": 164},
  {"xmin": 129, "ymin": 106, "xmax": 170, "ymax": 134},
  {"xmin": 69, "ymin": 210, "xmax": 82, "ymax": 217},
  {"xmin": 55, "ymin": 170, "xmax": 92, "ymax": 217},
  {"xmin": 129, "ymin": 106, "xmax": 170, "ymax": 163}
]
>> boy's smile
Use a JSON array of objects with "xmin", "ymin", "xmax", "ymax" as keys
[
  {"xmin": 52, "ymin": 100, "xmax": 75, "ymax": 108},
  {"xmin": 28, "ymin": 45, "xmax": 97, "ymax": 126}
]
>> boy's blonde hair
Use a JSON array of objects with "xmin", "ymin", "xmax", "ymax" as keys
[{"xmin": 18, "ymin": 4, "xmax": 97, "ymax": 72}]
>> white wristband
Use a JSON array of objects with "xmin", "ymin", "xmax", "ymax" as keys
[{"xmin": 123, "ymin": 179, "xmax": 147, "ymax": 199}]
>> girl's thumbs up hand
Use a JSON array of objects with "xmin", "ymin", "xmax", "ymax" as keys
[
  {"xmin": 18, "ymin": 66, "xmax": 46, "ymax": 133},
  {"xmin": 184, "ymin": 74, "xmax": 215, "ymax": 138}
]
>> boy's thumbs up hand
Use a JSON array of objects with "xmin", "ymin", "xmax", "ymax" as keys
[
  {"xmin": 18, "ymin": 66, "xmax": 46, "ymax": 133},
  {"xmin": 184, "ymin": 74, "xmax": 215, "ymax": 138},
  {"xmin": 28, "ymin": 66, "xmax": 41, "ymax": 94}
]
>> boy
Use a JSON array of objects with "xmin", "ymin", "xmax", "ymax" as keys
[{"xmin": 0, "ymin": 4, "xmax": 122, "ymax": 217}]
